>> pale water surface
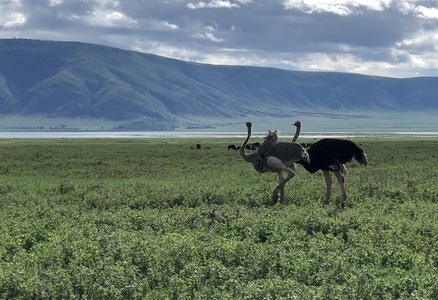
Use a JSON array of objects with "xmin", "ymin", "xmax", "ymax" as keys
[{"xmin": 0, "ymin": 131, "xmax": 437, "ymax": 139}]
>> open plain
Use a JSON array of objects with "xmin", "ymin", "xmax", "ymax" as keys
[{"xmin": 0, "ymin": 137, "xmax": 437, "ymax": 299}]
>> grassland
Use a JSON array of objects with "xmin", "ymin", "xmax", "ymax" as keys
[
  {"xmin": 0, "ymin": 137, "xmax": 437, "ymax": 299},
  {"xmin": 1, "ymin": 111, "xmax": 438, "ymax": 132}
]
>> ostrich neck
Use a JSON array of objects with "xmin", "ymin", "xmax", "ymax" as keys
[
  {"xmin": 298, "ymin": 157, "xmax": 318, "ymax": 173},
  {"xmin": 240, "ymin": 127, "xmax": 255, "ymax": 163},
  {"xmin": 292, "ymin": 124, "xmax": 301, "ymax": 142}
]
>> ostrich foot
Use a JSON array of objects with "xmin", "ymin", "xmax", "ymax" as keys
[
  {"xmin": 333, "ymin": 196, "xmax": 348, "ymax": 209},
  {"xmin": 272, "ymin": 190, "xmax": 285, "ymax": 204},
  {"xmin": 272, "ymin": 193, "xmax": 279, "ymax": 204},
  {"xmin": 272, "ymin": 187, "xmax": 285, "ymax": 203}
]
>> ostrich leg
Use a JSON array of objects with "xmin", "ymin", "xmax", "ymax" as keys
[
  {"xmin": 334, "ymin": 171, "xmax": 347, "ymax": 199},
  {"xmin": 268, "ymin": 156, "xmax": 296, "ymax": 203},
  {"xmin": 275, "ymin": 171, "xmax": 285, "ymax": 203},
  {"xmin": 322, "ymin": 170, "xmax": 333, "ymax": 201}
]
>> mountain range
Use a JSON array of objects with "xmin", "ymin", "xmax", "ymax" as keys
[{"xmin": 0, "ymin": 38, "xmax": 437, "ymax": 132}]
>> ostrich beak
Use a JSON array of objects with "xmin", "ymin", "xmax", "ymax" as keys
[
  {"xmin": 359, "ymin": 153, "xmax": 368, "ymax": 166},
  {"xmin": 302, "ymin": 151, "xmax": 310, "ymax": 165}
]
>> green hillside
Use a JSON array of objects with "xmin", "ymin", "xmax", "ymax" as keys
[{"xmin": 0, "ymin": 38, "xmax": 437, "ymax": 131}]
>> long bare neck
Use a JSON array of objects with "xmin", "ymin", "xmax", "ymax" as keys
[
  {"xmin": 240, "ymin": 123, "xmax": 255, "ymax": 162},
  {"xmin": 292, "ymin": 122, "xmax": 301, "ymax": 142}
]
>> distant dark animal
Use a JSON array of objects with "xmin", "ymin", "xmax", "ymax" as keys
[
  {"xmin": 251, "ymin": 142, "xmax": 261, "ymax": 150},
  {"xmin": 244, "ymin": 142, "xmax": 262, "ymax": 150},
  {"xmin": 228, "ymin": 144, "xmax": 237, "ymax": 150},
  {"xmin": 196, "ymin": 143, "xmax": 202, "ymax": 149},
  {"xmin": 300, "ymin": 142, "xmax": 313, "ymax": 148}
]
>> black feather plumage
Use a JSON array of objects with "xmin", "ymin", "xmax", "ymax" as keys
[{"xmin": 298, "ymin": 138, "xmax": 368, "ymax": 173}]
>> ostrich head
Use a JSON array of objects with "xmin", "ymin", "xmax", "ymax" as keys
[
  {"xmin": 358, "ymin": 152, "xmax": 368, "ymax": 166},
  {"xmin": 291, "ymin": 120, "xmax": 301, "ymax": 143}
]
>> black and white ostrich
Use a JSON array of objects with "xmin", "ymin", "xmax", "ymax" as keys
[{"xmin": 292, "ymin": 122, "xmax": 368, "ymax": 201}]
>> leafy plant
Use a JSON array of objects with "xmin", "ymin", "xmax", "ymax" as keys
[{"xmin": 0, "ymin": 138, "xmax": 436, "ymax": 299}]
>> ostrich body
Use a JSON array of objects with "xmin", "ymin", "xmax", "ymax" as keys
[
  {"xmin": 240, "ymin": 122, "xmax": 309, "ymax": 202},
  {"xmin": 292, "ymin": 122, "xmax": 368, "ymax": 200}
]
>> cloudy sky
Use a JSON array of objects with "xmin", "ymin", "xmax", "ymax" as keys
[{"xmin": 1, "ymin": 0, "xmax": 438, "ymax": 78}]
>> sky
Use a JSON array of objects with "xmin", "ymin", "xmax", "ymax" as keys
[{"xmin": 1, "ymin": 0, "xmax": 438, "ymax": 78}]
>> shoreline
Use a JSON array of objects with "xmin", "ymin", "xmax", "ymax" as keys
[{"xmin": 1, "ymin": 131, "xmax": 437, "ymax": 139}]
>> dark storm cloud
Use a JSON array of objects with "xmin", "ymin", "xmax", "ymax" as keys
[{"xmin": 1, "ymin": 0, "xmax": 437, "ymax": 77}]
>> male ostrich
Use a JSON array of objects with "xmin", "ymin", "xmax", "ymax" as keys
[
  {"xmin": 292, "ymin": 122, "xmax": 368, "ymax": 201},
  {"xmin": 240, "ymin": 121, "xmax": 309, "ymax": 203}
]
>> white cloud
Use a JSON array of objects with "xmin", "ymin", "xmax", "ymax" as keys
[
  {"xmin": 394, "ymin": 0, "xmax": 438, "ymax": 19},
  {"xmin": 396, "ymin": 30, "xmax": 438, "ymax": 52},
  {"xmin": 131, "ymin": 41, "xmax": 202, "ymax": 63},
  {"xmin": 199, "ymin": 52, "xmax": 254, "ymax": 65},
  {"xmin": 231, "ymin": 24, "xmax": 241, "ymax": 31},
  {"xmin": 0, "ymin": 0, "xmax": 26, "ymax": 27},
  {"xmin": 160, "ymin": 21, "xmax": 179, "ymax": 30},
  {"xmin": 57, "ymin": 12, "xmax": 80, "ymax": 21},
  {"xmin": 1, "ymin": 0, "xmax": 437, "ymax": 77},
  {"xmin": 187, "ymin": 0, "xmax": 240, "ymax": 10},
  {"xmin": 85, "ymin": 9, "xmax": 137, "ymax": 28},
  {"xmin": 0, "ymin": 0, "xmax": 22, "ymax": 8},
  {"xmin": 190, "ymin": 32, "xmax": 224, "ymax": 42},
  {"xmin": 280, "ymin": 52, "xmax": 402, "ymax": 77},
  {"xmin": 93, "ymin": 0, "xmax": 121, "ymax": 8},
  {"xmin": 1, "ymin": 12, "xmax": 26, "ymax": 28},
  {"xmin": 415, "ymin": 5, "xmax": 438, "ymax": 19},
  {"xmin": 48, "ymin": 0, "xmax": 64, "ymax": 6},
  {"xmin": 282, "ymin": 0, "xmax": 391, "ymax": 15}
]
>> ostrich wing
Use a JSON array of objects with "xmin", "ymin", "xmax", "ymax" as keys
[
  {"xmin": 257, "ymin": 130, "xmax": 279, "ymax": 154},
  {"xmin": 270, "ymin": 142, "xmax": 309, "ymax": 164}
]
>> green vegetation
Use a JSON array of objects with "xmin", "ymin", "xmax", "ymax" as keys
[
  {"xmin": 0, "ymin": 115, "xmax": 123, "ymax": 131},
  {"xmin": 1, "ymin": 111, "xmax": 438, "ymax": 132},
  {"xmin": 0, "ymin": 137, "xmax": 437, "ymax": 299}
]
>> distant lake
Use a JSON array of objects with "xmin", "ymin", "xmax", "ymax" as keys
[{"xmin": 1, "ymin": 131, "xmax": 438, "ymax": 139}]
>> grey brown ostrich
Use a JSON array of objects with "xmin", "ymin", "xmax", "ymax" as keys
[
  {"xmin": 240, "ymin": 122, "xmax": 310, "ymax": 203},
  {"xmin": 292, "ymin": 122, "xmax": 368, "ymax": 201}
]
